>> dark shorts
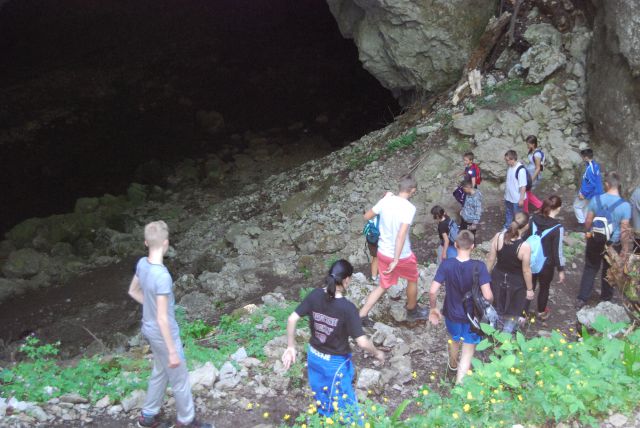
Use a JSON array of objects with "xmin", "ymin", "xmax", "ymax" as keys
[
  {"xmin": 445, "ymin": 318, "xmax": 482, "ymax": 345},
  {"xmin": 367, "ymin": 241, "xmax": 378, "ymax": 257}
]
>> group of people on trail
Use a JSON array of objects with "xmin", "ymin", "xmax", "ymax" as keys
[{"xmin": 126, "ymin": 135, "xmax": 640, "ymax": 424}]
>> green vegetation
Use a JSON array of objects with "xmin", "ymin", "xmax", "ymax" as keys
[
  {"xmin": 348, "ymin": 128, "xmax": 418, "ymax": 169},
  {"xmin": 289, "ymin": 318, "xmax": 640, "ymax": 427},
  {"xmin": 479, "ymin": 78, "xmax": 544, "ymax": 108},
  {"xmin": 0, "ymin": 336, "xmax": 148, "ymax": 403}
]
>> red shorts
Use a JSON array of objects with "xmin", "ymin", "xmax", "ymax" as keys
[{"xmin": 377, "ymin": 252, "xmax": 419, "ymax": 289}]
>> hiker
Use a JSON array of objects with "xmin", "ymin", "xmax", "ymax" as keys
[
  {"xmin": 128, "ymin": 221, "xmax": 212, "ymax": 428},
  {"xmin": 486, "ymin": 212, "xmax": 534, "ymax": 333},
  {"xmin": 281, "ymin": 259, "xmax": 384, "ymax": 417},
  {"xmin": 359, "ymin": 174, "xmax": 429, "ymax": 324},
  {"xmin": 459, "ymin": 179, "xmax": 483, "ymax": 241},
  {"xmin": 576, "ymin": 172, "xmax": 632, "ymax": 308},
  {"xmin": 522, "ymin": 195, "xmax": 565, "ymax": 321},
  {"xmin": 631, "ymin": 186, "xmax": 640, "ymax": 253},
  {"xmin": 523, "ymin": 135, "xmax": 543, "ymax": 214},
  {"xmin": 428, "ymin": 230, "xmax": 493, "ymax": 384},
  {"xmin": 573, "ymin": 149, "xmax": 604, "ymax": 226},
  {"xmin": 503, "ymin": 150, "xmax": 528, "ymax": 231},
  {"xmin": 363, "ymin": 192, "xmax": 393, "ymax": 283},
  {"xmin": 431, "ymin": 205, "xmax": 459, "ymax": 264},
  {"xmin": 453, "ymin": 152, "xmax": 481, "ymax": 205}
]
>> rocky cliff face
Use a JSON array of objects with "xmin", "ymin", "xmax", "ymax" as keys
[
  {"xmin": 586, "ymin": 0, "xmax": 640, "ymax": 190},
  {"xmin": 326, "ymin": 0, "xmax": 497, "ymax": 96}
]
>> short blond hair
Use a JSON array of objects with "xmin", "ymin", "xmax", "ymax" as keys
[{"xmin": 144, "ymin": 221, "xmax": 169, "ymax": 248}]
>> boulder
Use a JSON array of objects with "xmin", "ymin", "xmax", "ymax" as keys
[
  {"xmin": 326, "ymin": 0, "xmax": 496, "ymax": 93},
  {"xmin": 189, "ymin": 362, "xmax": 219, "ymax": 391},
  {"xmin": 521, "ymin": 44, "xmax": 567, "ymax": 84},
  {"xmin": 473, "ymin": 137, "xmax": 513, "ymax": 180},
  {"xmin": 576, "ymin": 302, "xmax": 630, "ymax": 330},
  {"xmin": 452, "ymin": 109, "xmax": 497, "ymax": 136},
  {"xmin": 120, "ymin": 389, "xmax": 146, "ymax": 412},
  {"xmin": 523, "ymin": 23, "xmax": 562, "ymax": 48},
  {"xmin": 215, "ymin": 361, "xmax": 241, "ymax": 390},
  {"xmin": 2, "ymin": 248, "xmax": 50, "ymax": 279},
  {"xmin": 356, "ymin": 368, "xmax": 381, "ymax": 392}
]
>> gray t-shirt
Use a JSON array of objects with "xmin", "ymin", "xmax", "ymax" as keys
[{"xmin": 136, "ymin": 257, "xmax": 179, "ymax": 341}]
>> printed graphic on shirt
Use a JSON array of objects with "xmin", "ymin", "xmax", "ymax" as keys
[{"xmin": 312, "ymin": 311, "xmax": 339, "ymax": 343}]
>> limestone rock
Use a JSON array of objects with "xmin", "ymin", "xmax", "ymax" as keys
[
  {"xmin": 59, "ymin": 393, "xmax": 89, "ymax": 404},
  {"xmin": 452, "ymin": 109, "xmax": 496, "ymax": 136},
  {"xmin": 327, "ymin": 0, "xmax": 496, "ymax": 93},
  {"xmin": 523, "ymin": 23, "xmax": 562, "ymax": 48},
  {"xmin": 179, "ymin": 291, "xmax": 217, "ymax": 322},
  {"xmin": 521, "ymin": 44, "xmax": 567, "ymax": 84},
  {"xmin": 2, "ymin": 248, "xmax": 50, "ymax": 279},
  {"xmin": 474, "ymin": 137, "xmax": 513, "ymax": 180},
  {"xmin": 215, "ymin": 362, "xmax": 241, "ymax": 390},
  {"xmin": 356, "ymin": 368, "xmax": 381, "ymax": 392},
  {"xmin": 189, "ymin": 362, "xmax": 219, "ymax": 391},
  {"xmin": 94, "ymin": 396, "xmax": 111, "ymax": 409},
  {"xmin": 576, "ymin": 302, "xmax": 631, "ymax": 330},
  {"xmin": 120, "ymin": 389, "xmax": 146, "ymax": 412}
]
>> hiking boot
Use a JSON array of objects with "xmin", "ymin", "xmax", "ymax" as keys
[
  {"xmin": 406, "ymin": 305, "xmax": 429, "ymax": 322},
  {"xmin": 137, "ymin": 414, "xmax": 168, "ymax": 428},
  {"xmin": 360, "ymin": 316, "xmax": 375, "ymax": 328},
  {"xmin": 174, "ymin": 419, "xmax": 213, "ymax": 428}
]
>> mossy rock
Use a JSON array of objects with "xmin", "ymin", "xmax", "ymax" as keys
[
  {"xmin": 74, "ymin": 197, "xmax": 100, "ymax": 214},
  {"xmin": 2, "ymin": 248, "xmax": 50, "ymax": 279},
  {"xmin": 5, "ymin": 217, "xmax": 45, "ymax": 247}
]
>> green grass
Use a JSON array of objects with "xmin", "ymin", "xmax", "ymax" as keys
[
  {"xmin": 348, "ymin": 128, "xmax": 418, "ymax": 169},
  {"xmin": 479, "ymin": 78, "xmax": 544, "ymax": 108}
]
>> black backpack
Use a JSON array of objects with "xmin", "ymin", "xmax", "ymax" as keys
[
  {"xmin": 516, "ymin": 165, "xmax": 533, "ymax": 191},
  {"xmin": 463, "ymin": 261, "xmax": 501, "ymax": 334}
]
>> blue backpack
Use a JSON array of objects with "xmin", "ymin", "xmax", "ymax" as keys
[
  {"xmin": 527, "ymin": 222, "xmax": 561, "ymax": 274},
  {"xmin": 534, "ymin": 149, "xmax": 545, "ymax": 172},
  {"xmin": 591, "ymin": 195, "xmax": 625, "ymax": 242},
  {"xmin": 363, "ymin": 215, "xmax": 380, "ymax": 245},
  {"xmin": 448, "ymin": 219, "xmax": 460, "ymax": 242}
]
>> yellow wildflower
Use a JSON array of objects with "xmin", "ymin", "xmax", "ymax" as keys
[
  {"xmin": 371, "ymin": 405, "xmax": 377, "ymax": 412},
  {"xmin": 326, "ymin": 418, "xmax": 334, "ymax": 425},
  {"xmin": 422, "ymin": 389, "xmax": 429, "ymax": 396},
  {"xmin": 246, "ymin": 403, "xmax": 253, "ymax": 410},
  {"xmin": 263, "ymin": 412, "xmax": 269, "ymax": 419},
  {"xmin": 283, "ymin": 414, "xmax": 291, "ymax": 421},
  {"xmin": 463, "ymin": 403, "xmax": 471, "ymax": 413},
  {"xmin": 412, "ymin": 371, "xmax": 417, "ymax": 379},
  {"xmin": 467, "ymin": 391, "xmax": 474, "ymax": 400},
  {"xmin": 452, "ymin": 412, "xmax": 459, "ymax": 420},
  {"xmin": 557, "ymin": 351, "xmax": 563, "ymax": 356},
  {"xmin": 517, "ymin": 395, "xmax": 523, "ymax": 401},
  {"xmin": 495, "ymin": 372, "xmax": 501, "ymax": 378}
]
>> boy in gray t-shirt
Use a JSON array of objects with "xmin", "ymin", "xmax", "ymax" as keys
[{"xmin": 128, "ymin": 221, "xmax": 211, "ymax": 428}]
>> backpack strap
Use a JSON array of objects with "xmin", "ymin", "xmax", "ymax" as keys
[
  {"xmin": 530, "ymin": 220, "xmax": 538, "ymax": 236},
  {"xmin": 609, "ymin": 197, "xmax": 625, "ymax": 213},
  {"xmin": 539, "ymin": 223, "xmax": 561, "ymax": 239},
  {"xmin": 375, "ymin": 214, "xmax": 380, "ymax": 229}
]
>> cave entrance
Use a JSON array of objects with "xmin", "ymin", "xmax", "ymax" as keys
[{"xmin": 0, "ymin": 0, "xmax": 399, "ymax": 234}]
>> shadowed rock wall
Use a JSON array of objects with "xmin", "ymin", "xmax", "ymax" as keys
[
  {"xmin": 586, "ymin": 0, "xmax": 640, "ymax": 191},
  {"xmin": 326, "ymin": 0, "xmax": 498, "ymax": 96}
]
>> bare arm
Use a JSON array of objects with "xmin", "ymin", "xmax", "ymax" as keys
[
  {"xmin": 156, "ymin": 295, "xmax": 180, "ymax": 368},
  {"xmin": 471, "ymin": 176, "xmax": 477, "ymax": 188},
  {"xmin": 281, "ymin": 312, "xmax": 300, "ymax": 370},
  {"xmin": 384, "ymin": 223, "xmax": 410, "ymax": 273},
  {"xmin": 355, "ymin": 336, "xmax": 384, "ymax": 362},
  {"xmin": 584, "ymin": 210, "xmax": 595, "ymax": 232},
  {"xmin": 363, "ymin": 209, "xmax": 376, "ymax": 221},
  {"xmin": 518, "ymin": 185, "xmax": 526, "ymax": 207},
  {"xmin": 128, "ymin": 275, "xmax": 143, "ymax": 304},
  {"xmin": 485, "ymin": 233, "xmax": 499, "ymax": 273},
  {"xmin": 442, "ymin": 233, "xmax": 450, "ymax": 260},
  {"xmin": 620, "ymin": 219, "xmax": 633, "ymax": 257},
  {"xmin": 428, "ymin": 280, "xmax": 442, "ymax": 325},
  {"xmin": 480, "ymin": 283, "xmax": 493, "ymax": 303}
]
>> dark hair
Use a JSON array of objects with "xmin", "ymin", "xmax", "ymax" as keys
[
  {"xmin": 461, "ymin": 178, "xmax": 473, "ymax": 188},
  {"xmin": 430, "ymin": 205, "xmax": 445, "ymax": 220},
  {"xmin": 525, "ymin": 135, "xmax": 538, "ymax": 147},
  {"xmin": 325, "ymin": 259, "xmax": 353, "ymax": 301},
  {"xmin": 580, "ymin": 148, "xmax": 593, "ymax": 159},
  {"xmin": 504, "ymin": 212, "xmax": 529, "ymax": 242},
  {"xmin": 398, "ymin": 174, "xmax": 417, "ymax": 193},
  {"xmin": 463, "ymin": 152, "xmax": 474, "ymax": 161},
  {"xmin": 504, "ymin": 150, "xmax": 518, "ymax": 161},
  {"xmin": 541, "ymin": 195, "xmax": 562, "ymax": 217},
  {"xmin": 604, "ymin": 171, "xmax": 621, "ymax": 190},
  {"xmin": 455, "ymin": 230, "xmax": 474, "ymax": 250}
]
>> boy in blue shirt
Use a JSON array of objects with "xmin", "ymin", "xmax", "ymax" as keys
[
  {"xmin": 428, "ymin": 230, "xmax": 493, "ymax": 384},
  {"xmin": 573, "ymin": 149, "xmax": 604, "ymax": 225},
  {"xmin": 577, "ymin": 172, "xmax": 632, "ymax": 308}
]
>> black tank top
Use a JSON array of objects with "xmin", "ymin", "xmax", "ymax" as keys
[{"xmin": 495, "ymin": 234, "xmax": 524, "ymax": 274}]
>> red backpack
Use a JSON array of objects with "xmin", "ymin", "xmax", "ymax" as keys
[{"xmin": 471, "ymin": 163, "xmax": 482, "ymax": 185}]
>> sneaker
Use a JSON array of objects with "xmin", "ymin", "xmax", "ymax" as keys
[
  {"xmin": 137, "ymin": 414, "xmax": 167, "ymax": 428},
  {"xmin": 575, "ymin": 299, "xmax": 587, "ymax": 310},
  {"xmin": 538, "ymin": 308, "xmax": 550, "ymax": 321},
  {"xmin": 360, "ymin": 316, "xmax": 375, "ymax": 328},
  {"xmin": 371, "ymin": 275, "xmax": 379, "ymax": 283},
  {"xmin": 175, "ymin": 419, "xmax": 213, "ymax": 428},
  {"xmin": 406, "ymin": 305, "xmax": 429, "ymax": 322}
]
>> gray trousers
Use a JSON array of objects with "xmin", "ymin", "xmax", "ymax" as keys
[{"xmin": 142, "ymin": 335, "xmax": 195, "ymax": 424}]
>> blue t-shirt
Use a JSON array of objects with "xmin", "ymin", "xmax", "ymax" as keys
[
  {"xmin": 434, "ymin": 258, "xmax": 491, "ymax": 323},
  {"xmin": 587, "ymin": 194, "xmax": 632, "ymax": 243}
]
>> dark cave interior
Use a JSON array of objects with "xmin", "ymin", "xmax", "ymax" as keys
[{"xmin": 0, "ymin": 0, "xmax": 400, "ymax": 234}]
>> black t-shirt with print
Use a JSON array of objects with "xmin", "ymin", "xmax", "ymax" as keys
[{"xmin": 295, "ymin": 288, "xmax": 364, "ymax": 355}]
